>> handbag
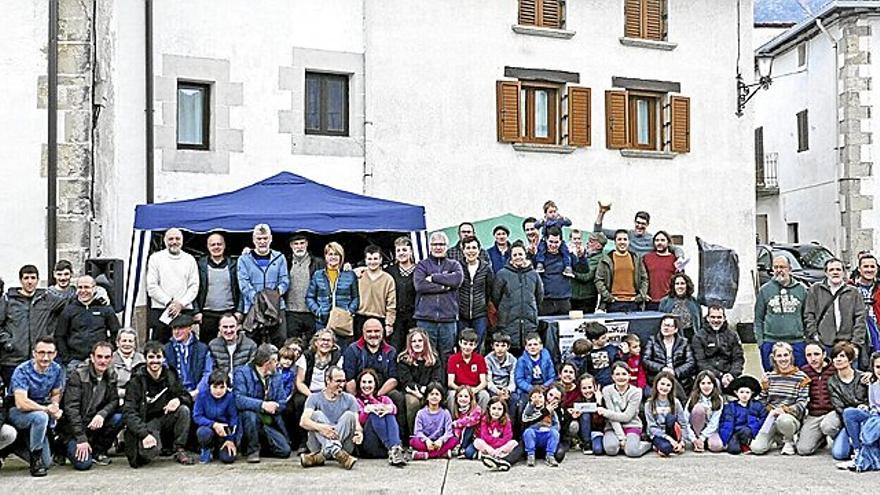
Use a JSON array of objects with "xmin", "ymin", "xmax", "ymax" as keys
[{"xmin": 327, "ymin": 282, "xmax": 353, "ymax": 337}]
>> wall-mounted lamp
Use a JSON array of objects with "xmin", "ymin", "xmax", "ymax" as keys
[{"xmin": 736, "ymin": 54, "xmax": 774, "ymax": 117}]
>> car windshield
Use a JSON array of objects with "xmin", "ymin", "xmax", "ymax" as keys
[
  {"xmin": 798, "ymin": 246, "xmax": 835, "ymax": 270},
  {"xmin": 772, "ymin": 250, "xmax": 803, "ymax": 270}
]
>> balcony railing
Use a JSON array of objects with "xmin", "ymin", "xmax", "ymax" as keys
[{"xmin": 756, "ymin": 152, "xmax": 779, "ymax": 196}]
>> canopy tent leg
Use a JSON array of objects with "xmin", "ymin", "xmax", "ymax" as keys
[
  {"xmin": 411, "ymin": 230, "xmax": 427, "ymax": 262},
  {"xmin": 123, "ymin": 230, "xmax": 149, "ymax": 326}
]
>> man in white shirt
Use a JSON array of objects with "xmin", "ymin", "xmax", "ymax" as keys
[{"xmin": 146, "ymin": 228, "xmax": 199, "ymax": 343}]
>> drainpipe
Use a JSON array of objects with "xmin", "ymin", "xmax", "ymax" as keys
[
  {"xmin": 47, "ymin": 0, "xmax": 59, "ymax": 282},
  {"xmin": 145, "ymin": 0, "xmax": 154, "ymax": 203}
]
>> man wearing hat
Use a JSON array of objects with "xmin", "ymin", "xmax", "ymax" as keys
[
  {"xmin": 487, "ymin": 225, "xmax": 512, "ymax": 274},
  {"xmin": 164, "ymin": 314, "xmax": 213, "ymax": 398},
  {"xmin": 570, "ymin": 230, "xmax": 606, "ymax": 314}
]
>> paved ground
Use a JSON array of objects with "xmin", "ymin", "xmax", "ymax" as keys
[{"xmin": 0, "ymin": 450, "xmax": 873, "ymax": 494}]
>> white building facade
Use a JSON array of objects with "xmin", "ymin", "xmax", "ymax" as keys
[
  {"xmin": 1, "ymin": 0, "xmax": 758, "ymax": 320},
  {"xmin": 754, "ymin": 1, "xmax": 879, "ymax": 263}
]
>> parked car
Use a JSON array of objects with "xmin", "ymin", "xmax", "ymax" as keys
[{"xmin": 756, "ymin": 242, "xmax": 836, "ymax": 287}]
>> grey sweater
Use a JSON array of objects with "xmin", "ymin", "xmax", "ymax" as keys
[
  {"xmin": 601, "ymin": 384, "xmax": 643, "ymax": 437},
  {"xmin": 828, "ymin": 372, "xmax": 869, "ymax": 415}
]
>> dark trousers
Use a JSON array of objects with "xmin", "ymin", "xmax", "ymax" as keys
[
  {"xmin": 727, "ymin": 426, "xmax": 754, "ymax": 454},
  {"xmin": 239, "ymin": 411, "xmax": 291, "ymax": 458},
  {"xmin": 196, "ymin": 427, "xmax": 236, "ymax": 463},
  {"xmin": 390, "ymin": 311, "xmax": 415, "ymax": 352},
  {"xmin": 285, "ymin": 311, "xmax": 317, "ymax": 344},
  {"xmin": 353, "ymin": 314, "xmax": 386, "ymax": 343},
  {"xmin": 644, "ymin": 302, "xmax": 660, "ymax": 311},
  {"xmin": 65, "ymin": 413, "xmax": 124, "ymax": 470},
  {"xmin": 539, "ymin": 298, "xmax": 571, "ymax": 317},
  {"xmin": 286, "ymin": 394, "xmax": 309, "ymax": 449},
  {"xmin": 199, "ymin": 309, "xmax": 233, "ymax": 344},
  {"xmin": 651, "ymin": 415, "xmax": 680, "ymax": 455},
  {"xmin": 124, "ymin": 406, "xmax": 191, "ymax": 468},
  {"xmin": 570, "ymin": 297, "xmax": 598, "ymax": 314},
  {"xmin": 607, "ymin": 301, "xmax": 642, "ymax": 313},
  {"xmin": 386, "ymin": 389, "xmax": 409, "ymax": 440},
  {"xmin": 149, "ymin": 308, "xmax": 195, "ymax": 344}
]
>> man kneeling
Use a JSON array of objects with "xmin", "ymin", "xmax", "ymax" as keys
[
  {"xmin": 234, "ymin": 344, "xmax": 291, "ymax": 463},
  {"xmin": 299, "ymin": 366, "xmax": 362, "ymax": 469},
  {"xmin": 123, "ymin": 341, "xmax": 195, "ymax": 467}
]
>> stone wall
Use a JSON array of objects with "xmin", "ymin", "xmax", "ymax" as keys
[{"xmin": 838, "ymin": 16, "xmax": 874, "ymax": 261}]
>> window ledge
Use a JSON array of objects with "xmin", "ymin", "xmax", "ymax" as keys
[
  {"xmin": 513, "ymin": 143, "xmax": 577, "ymax": 154},
  {"xmin": 512, "ymin": 25, "xmax": 576, "ymax": 39},
  {"xmin": 620, "ymin": 149, "xmax": 677, "ymax": 159},
  {"xmin": 619, "ymin": 37, "xmax": 677, "ymax": 51}
]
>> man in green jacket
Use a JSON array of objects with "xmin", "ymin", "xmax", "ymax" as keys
[
  {"xmin": 754, "ymin": 256, "xmax": 808, "ymax": 372},
  {"xmin": 570, "ymin": 230, "xmax": 606, "ymax": 314},
  {"xmin": 594, "ymin": 230, "xmax": 648, "ymax": 312}
]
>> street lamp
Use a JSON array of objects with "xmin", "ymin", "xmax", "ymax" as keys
[{"xmin": 736, "ymin": 54, "xmax": 774, "ymax": 117}]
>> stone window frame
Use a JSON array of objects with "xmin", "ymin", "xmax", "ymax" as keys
[
  {"xmin": 279, "ymin": 48, "xmax": 364, "ymax": 157},
  {"xmin": 154, "ymin": 55, "xmax": 243, "ymax": 174}
]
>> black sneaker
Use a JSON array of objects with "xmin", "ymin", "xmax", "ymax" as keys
[{"xmin": 173, "ymin": 449, "xmax": 196, "ymax": 465}]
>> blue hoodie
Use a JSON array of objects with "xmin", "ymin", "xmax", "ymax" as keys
[
  {"xmin": 515, "ymin": 348, "xmax": 557, "ymax": 395},
  {"xmin": 193, "ymin": 387, "xmax": 240, "ymax": 443},
  {"xmin": 719, "ymin": 399, "xmax": 767, "ymax": 444}
]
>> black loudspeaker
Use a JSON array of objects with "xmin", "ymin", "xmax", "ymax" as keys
[{"xmin": 85, "ymin": 258, "xmax": 125, "ymax": 312}]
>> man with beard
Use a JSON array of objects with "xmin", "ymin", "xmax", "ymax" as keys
[
  {"xmin": 146, "ymin": 228, "xmax": 199, "ymax": 343},
  {"xmin": 238, "ymin": 224, "xmax": 289, "ymax": 346},
  {"xmin": 234, "ymin": 344, "xmax": 291, "ymax": 463},
  {"xmin": 805, "ymin": 259, "xmax": 866, "ymax": 358},
  {"xmin": 446, "ymin": 222, "xmax": 490, "ymax": 267},
  {"xmin": 851, "ymin": 254, "xmax": 880, "ymax": 360},
  {"xmin": 48, "ymin": 260, "xmax": 75, "ymax": 297},
  {"xmin": 299, "ymin": 366, "xmax": 362, "ymax": 469},
  {"xmin": 595, "ymin": 230, "xmax": 648, "ymax": 312},
  {"xmin": 285, "ymin": 234, "xmax": 324, "ymax": 344},
  {"xmin": 194, "ymin": 233, "xmax": 241, "ymax": 344},
  {"xmin": 754, "ymin": 256, "xmax": 808, "ymax": 371},
  {"xmin": 642, "ymin": 231, "xmax": 679, "ymax": 311},
  {"xmin": 691, "ymin": 305, "xmax": 744, "ymax": 388}
]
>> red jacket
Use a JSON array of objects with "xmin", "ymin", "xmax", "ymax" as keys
[
  {"xmin": 800, "ymin": 363, "xmax": 835, "ymax": 416},
  {"xmin": 627, "ymin": 354, "xmax": 648, "ymax": 389}
]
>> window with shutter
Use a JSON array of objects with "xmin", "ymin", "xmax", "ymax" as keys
[
  {"xmin": 496, "ymin": 81, "xmax": 521, "ymax": 143},
  {"xmin": 605, "ymin": 91, "xmax": 628, "ymax": 149},
  {"xmin": 623, "ymin": 0, "xmax": 667, "ymax": 41},
  {"xmin": 518, "ymin": 0, "xmax": 564, "ymax": 29},
  {"xmin": 797, "ymin": 109, "xmax": 809, "ymax": 152},
  {"xmin": 568, "ymin": 87, "xmax": 591, "ymax": 147},
  {"xmin": 755, "ymin": 127, "xmax": 765, "ymax": 184},
  {"xmin": 669, "ymin": 96, "xmax": 690, "ymax": 153}
]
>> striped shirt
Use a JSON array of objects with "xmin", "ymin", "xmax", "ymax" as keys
[{"xmin": 760, "ymin": 367, "xmax": 811, "ymax": 420}]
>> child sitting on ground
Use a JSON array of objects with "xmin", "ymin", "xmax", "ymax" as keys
[
  {"xmin": 447, "ymin": 329, "xmax": 490, "ymax": 411},
  {"xmin": 514, "ymin": 333, "xmax": 558, "ymax": 408},
  {"xmin": 533, "ymin": 200, "xmax": 573, "ymax": 277},
  {"xmin": 193, "ymin": 369, "xmax": 239, "ymax": 464},
  {"xmin": 686, "ymin": 370, "xmax": 724, "ymax": 453},
  {"xmin": 568, "ymin": 373, "xmax": 605, "ymax": 455},
  {"xmin": 451, "ymin": 387, "xmax": 482, "ymax": 457},
  {"xmin": 471, "ymin": 397, "xmax": 518, "ymax": 471},
  {"xmin": 644, "ymin": 371, "xmax": 693, "ymax": 457},
  {"xmin": 521, "ymin": 385, "xmax": 562, "ymax": 467},
  {"xmin": 411, "ymin": 382, "xmax": 458, "ymax": 460},
  {"xmin": 719, "ymin": 375, "xmax": 766, "ymax": 455}
]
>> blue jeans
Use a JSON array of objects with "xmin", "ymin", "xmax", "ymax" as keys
[
  {"xmin": 523, "ymin": 426, "xmax": 560, "ymax": 456},
  {"xmin": 417, "ymin": 320, "xmax": 457, "ymax": 364},
  {"xmin": 831, "ymin": 429, "xmax": 853, "ymax": 461},
  {"xmin": 65, "ymin": 412, "xmax": 124, "ymax": 470},
  {"xmin": 360, "ymin": 414, "xmax": 401, "ymax": 458},
  {"xmin": 458, "ymin": 317, "xmax": 488, "ymax": 351},
  {"xmin": 196, "ymin": 426, "xmax": 237, "ymax": 463},
  {"xmin": 577, "ymin": 413, "xmax": 605, "ymax": 455},
  {"xmin": 8, "ymin": 408, "xmax": 52, "ymax": 466},
  {"xmin": 652, "ymin": 415, "xmax": 679, "ymax": 455},
  {"xmin": 843, "ymin": 407, "xmax": 872, "ymax": 451},
  {"xmin": 759, "ymin": 341, "xmax": 806, "ymax": 372},
  {"xmin": 239, "ymin": 410, "xmax": 291, "ymax": 458}
]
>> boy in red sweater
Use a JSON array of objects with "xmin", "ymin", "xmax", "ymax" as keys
[{"xmin": 622, "ymin": 334, "xmax": 647, "ymax": 389}]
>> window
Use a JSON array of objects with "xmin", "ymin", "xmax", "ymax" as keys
[
  {"xmin": 305, "ymin": 72, "xmax": 349, "ymax": 136},
  {"xmin": 797, "ymin": 43, "xmax": 807, "ymax": 68},
  {"xmin": 605, "ymin": 90, "xmax": 689, "ymax": 153},
  {"xmin": 796, "ymin": 109, "xmax": 809, "ymax": 152},
  {"xmin": 496, "ymin": 80, "xmax": 591, "ymax": 147},
  {"xmin": 755, "ymin": 126, "xmax": 765, "ymax": 182},
  {"xmin": 624, "ymin": 0, "xmax": 667, "ymax": 41},
  {"xmin": 177, "ymin": 81, "xmax": 210, "ymax": 150},
  {"xmin": 787, "ymin": 223, "xmax": 799, "ymax": 243},
  {"xmin": 518, "ymin": 0, "xmax": 564, "ymax": 29}
]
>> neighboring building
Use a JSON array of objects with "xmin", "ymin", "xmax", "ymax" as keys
[
  {"xmin": 0, "ymin": 0, "xmax": 758, "ymax": 320},
  {"xmin": 753, "ymin": 1, "xmax": 878, "ymax": 263}
]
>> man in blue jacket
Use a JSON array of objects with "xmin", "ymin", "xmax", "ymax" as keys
[
  {"xmin": 164, "ymin": 314, "xmax": 212, "ymax": 398},
  {"xmin": 234, "ymin": 344, "xmax": 291, "ymax": 463},
  {"xmin": 537, "ymin": 227, "xmax": 573, "ymax": 316},
  {"xmin": 237, "ymin": 224, "xmax": 290, "ymax": 345},
  {"xmin": 414, "ymin": 231, "xmax": 463, "ymax": 366}
]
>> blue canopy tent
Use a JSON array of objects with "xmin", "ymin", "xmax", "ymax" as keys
[{"xmin": 124, "ymin": 172, "xmax": 427, "ymax": 324}]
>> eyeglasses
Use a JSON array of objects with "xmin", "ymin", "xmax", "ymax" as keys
[{"xmin": 430, "ymin": 243, "xmax": 447, "ymax": 247}]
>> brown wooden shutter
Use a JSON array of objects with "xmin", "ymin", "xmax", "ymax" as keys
[
  {"xmin": 605, "ymin": 90, "xmax": 628, "ymax": 149},
  {"xmin": 670, "ymin": 96, "xmax": 690, "ymax": 153},
  {"xmin": 568, "ymin": 86, "xmax": 591, "ymax": 147},
  {"xmin": 624, "ymin": 0, "xmax": 642, "ymax": 38},
  {"xmin": 645, "ymin": 0, "xmax": 664, "ymax": 41},
  {"xmin": 496, "ymin": 80, "xmax": 521, "ymax": 143},
  {"xmin": 540, "ymin": 0, "xmax": 561, "ymax": 29},
  {"xmin": 519, "ymin": 0, "xmax": 537, "ymax": 26}
]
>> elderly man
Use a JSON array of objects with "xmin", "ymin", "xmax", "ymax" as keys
[
  {"xmin": 164, "ymin": 314, "xmax": 212, "ymax": 397},
  {"xmin": 234, "ymin": 344, "xmax": 291, "ymax": 463},
  {"xmin": 805, "ymin": 258, "xmax": 866, "ymax": 358},
  {"xmin": 209, "ymin": 313, "xmax": 257, "ymax": 380},
  {"xmin": 286, "ymin": 234, "xmax": 324, "ymax": 344},
  {"xmin": 146, "ymin": 228, "xmax": 199, "ymax": 343},
  {"xmin": 754, "ymin": 255, "xmax": 809, "ymax": 371},
  {"xmin": 195, "ymin": 232, "xmax": 241, "ymax": 344},
  {"xmin": 56, "ymin": 275, "xmax": 120, "ymax": 368},
  {"xmin": 343, "ymin": 318, "xmax": 405, "ymax": 433},
  {"xmin": 123, "ymin": 341, "xmax": 195, "ymax": 467},
  {"xmin": 111, "ymin": 328, "xmax": 145, "ymax": 400},
  {"xmin": 238, "ymin": 224, "xmax": 290, "ymax": 346},
  {"xmin": 414, "ymin": 231, "xmax": 464, "ymax": 366},
  {"xmin": 299, "ymin": 366, "xmax": 361, "ymax": 469},
  {"xmin": 7, "ymin": 337, "xmax": 64, "ymax": 476},
  {"xmin": 0, "ymin": 265, "xmax": 68, "ymax": 389},
  {"xmin": 59, "ymin": 342, "xmax": 122, "ymax": 470}
]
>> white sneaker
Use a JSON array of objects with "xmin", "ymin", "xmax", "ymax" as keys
[
  {"xmin": 780, "ymin": 442, "xmax": 796, "ymax": 455},
  {"xmin": 836, "ymin": 460, "xmax": 856, "ymax": 471}
]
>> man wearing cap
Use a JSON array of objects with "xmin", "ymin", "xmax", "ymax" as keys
[
  {"xmin": 146, "ymin": 228, "xmax": 199, "ymax": 343},
  {"xmin": 286, "ymin": 234, "xmax": 324, "ymax": 344},
  {"xmin": 570, "ymin": 230, "xmax": 606, "ymax": 314},
  {"xmin": 487, "ymin": 225, "xmax": 512, "ymax": 274},
  {"xmin": 164, "ymin": 314, "xmax": 212, "ymax": 397}
]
